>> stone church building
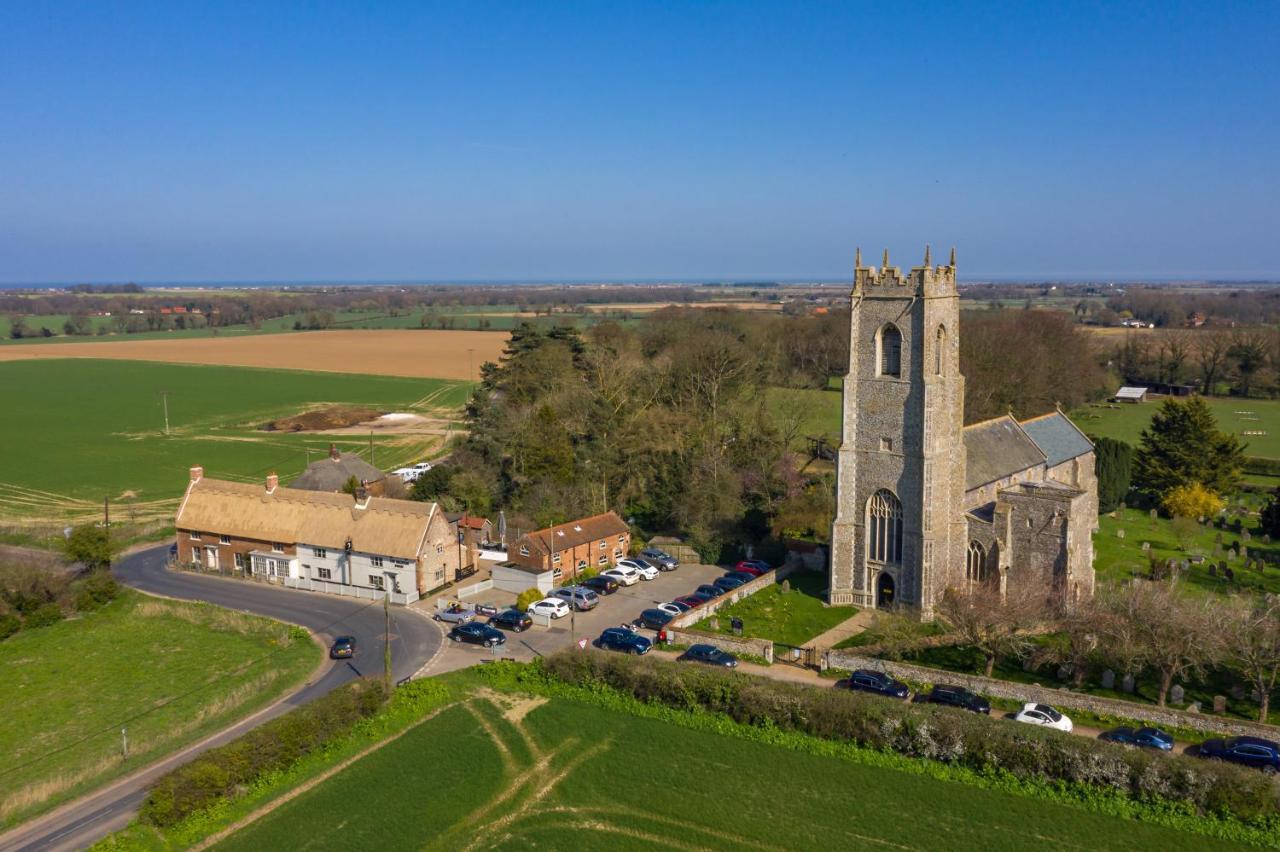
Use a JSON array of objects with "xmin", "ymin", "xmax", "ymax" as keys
[{"xmin": 829, "ymin": 248, "xmax": 1097, "ymax": 618}]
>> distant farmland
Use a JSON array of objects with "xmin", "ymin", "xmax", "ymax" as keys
[{"xmin": 0, "ymin": 359, "xmax": 470, "ymax": 533}]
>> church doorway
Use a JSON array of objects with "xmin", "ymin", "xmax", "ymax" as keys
[{"xmin": 876, "ymin": 573, "xmax": 895, "ymax": 608}]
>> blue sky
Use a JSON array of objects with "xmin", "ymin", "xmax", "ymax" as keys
[{"xmin": 1, "ymin": 1, "xmax": 1277, "ymax": 283}]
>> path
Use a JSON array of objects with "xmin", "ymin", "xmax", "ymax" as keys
[
  {"xmin": 804, "ymin": 608, "xmax": 874, "ymax": 650},
  {"xmin": 0, "ymin": 544, "xmax": 443, "ymax": 852}
]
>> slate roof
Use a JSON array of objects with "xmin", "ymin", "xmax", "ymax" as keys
[
  {"xmin": 519, "ymin": 512, "xmax": 630, "ymax": 556},
  {"xmin": 290, "ymin": 453, "xmax": 385, "ymax": 492},
  {"xmin": 176, "ymin": 477, "xmax": 438, "ymax": 559},
  {"xmin": 1116, "ymin": 386, "xmax": 1148, "ymax": 401},
  {"xmin": 1019, "ymin": 411, "xmax": 1095, "ymax": 468},
  {"xmin": 962, "ymin": 415, "xmax": 1046, "ymax": 491}
]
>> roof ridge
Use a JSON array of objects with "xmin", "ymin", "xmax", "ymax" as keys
[{"xmin": 963, "ymin": 413, "xmax": 1017, "ymax": 431}]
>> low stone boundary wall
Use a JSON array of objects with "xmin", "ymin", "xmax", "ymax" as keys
[
  {"xmin": 827, "ymin": 650, "xmax": 1279, "ymax": 739},
  {"xmin": 455, "ymin": 578, "xmax": 494, "ymax": 599},
  {"xmin": 665, "ymin": 628, "xmax": 774, "ymax": 663},
  {"xmin": 667, "ymin": 562, "xmax": 800, "ymax": 630}
]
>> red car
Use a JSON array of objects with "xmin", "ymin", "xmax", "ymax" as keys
[
  {"xmin": 673, "ymin": 595, "xmax": 707, "ymax": 609},
  {"xmin": 734, "ymin": 560, "xmax": 770, "ymax": 576}
]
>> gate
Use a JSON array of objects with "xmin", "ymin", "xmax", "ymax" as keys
[{"xmin": 773, "ymin": 643, "xmax": 819, "ymax": 669}]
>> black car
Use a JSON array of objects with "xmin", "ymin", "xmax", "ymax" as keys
[
  {"xmin": 924, "ymin": 684, "xmax": 991, "ymax": 714},
  {"xmin": 581, "ymin": 575, "xmax": 620, "ymax": 595},
  {"xmin": 596, "ymin": 627, "xmax": 652, "ymax": 655},
  {"xmin": 846, "ymin": 669, "xmax": 909, "ymax": 700},
  {"xmin": 329, "ymin": 635, "xmax": 356, "ymax": 659},
  {"xmin": 692, "ymin": 586, "xmax": 722, "ymax": 600},
  {"xmin": 1198, "ymin": 736, "xmax": 1280, "ymax": 773},
  {"xmin": 448, "ymin": 622, "xmax": 507, "ymax": 647},
  {"xmin": 637, "ymin": 608, "xmax": 675, "ymax": 630},
  {"xmin": 679, "ymin": 644, "xmax": 738, "ymax": 668},
  {"xmin": 489, "ymin": 609, "xmax": 533, "ymax": 632},
  {"xmin": 723, "ymin": 571, "xmax": 757, "ymax": 584},
  {"xmin": 713, "ymin": 575, "xmax": 747, "ymax": 592},
  {"xmin": 1098, "ymin": 726, "xmax": 1174, "ymax": 751}
]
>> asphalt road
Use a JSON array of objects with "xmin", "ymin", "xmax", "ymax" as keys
[{"xmin": 0, "ymin": 544, "xmax": 443, "ymax": 852}]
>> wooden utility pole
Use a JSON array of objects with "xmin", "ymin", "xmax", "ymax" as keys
[
  {"xmin": 383, "ymin": 591, "xmax": 392, "ymax": 693},
  {"xmin": 103, "ymin": 497, "xmax": 110, "ymax": 527},
  {"xmin": 369, "ymin": 430, "xmax": 375, "ymax": 466}
]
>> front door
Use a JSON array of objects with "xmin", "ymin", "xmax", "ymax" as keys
[
  {"xmin": 876, "ymin": 572, "xmax": 895, "ymax": 608},
  {"xmin": 206, "ymin": 548, "xmax": 218, "ymax": 570}
]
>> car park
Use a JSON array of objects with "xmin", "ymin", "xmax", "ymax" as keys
[
  {"xmin": 1013, "ymin": 702, "xmax": 1073, "ymax": 732},
  {"xmin": 552, "ymin": 586, "xmax": 600, "ymax": 611},
  {"xmin": 1098, "ymin": 726, "xmax": 1174, "ymax": 751},
  {"xmin": 596, "ymin": 627, "xmax": 652, "ymax": 655},
  {"xmin": 723, "ymin": 571, "xmax": 757, "ymax": 584},
  {"xmin": 448, "ymin": 622, "xmax": 506, "ymax": 647},
  {"xmin": 679, "ymin": 644, "xmax": 738, "ymax": 668},
  {"xmin": 658, "ymin": 601, "xmax": 692, "ymax": 615},
  {"xmin": 734, "ymin": 560, "xmax": 769, "ymax": 576},
  {"xmin": 603, "ymin": 564, "xmax": 641, "ymax": 586},
  {"xmin": 1197, "ymin": 736, "xmax": 1280, "ymax": 773},
  {"xmin": 637, "ymin": 608, "xmax": 675, "ymax": 630},
  {"xmin": 640, "ymin": 548, "xmax": 678, "ymax": 570},
  {"xmin": 489, "ymin": 610, "xmax": 533, "ymax": 632},
  {"xmin": 619, "ymin": 558, "xmax": 659, "ymax": 581},
  {"xmin": 924, "ymin": 684, "xmax": 991, "ymax": 714},
  {"xmin": 673, "ymin": 595, "xmax": 707, "ymax": 609},
  {"xmin": 528, "ymin": 598, "xmax": 572, "ymax": 619},
  {"xmin": 580, "ymin": 575, "xmax": 619, "ymax": 595},
  {"xmin": 713, "ymin": 575, "xmax": 747, "ymax": 591},
  {"xmin": 845, "ymin": 669, "xmax": 909, "ymax": 699},
  {"xmin": 693, "ymin": 585, "xmax": 722, "ymax": 600},
  {"xmin": 329, "ymin": 635, "xmax": 356, "ymax": 659},
  {"xmin": 433, "ymin": 603, "xmax": 476, "ymax": 624}
]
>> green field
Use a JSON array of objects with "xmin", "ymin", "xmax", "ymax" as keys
[
  {"xmin": 0, "ymin": 359, "xmax": 470, "ymax": 529},
  {"xmin": 0, "ymin": 589, "xmax": 317, "ymax": 827},
  {"xmin": 1071, "ymin": 396, "xmax": 1280, "ymax": 459},
  {"xmin": 765, "ymin": 385, "xmax": 842, "ymax": 446},
  {"xmin": 215, "ymin": 693, "xmax": 1243, "ymax": 851},
  {"xmin": 695, "ymin": 570, "xmax": 852, "ymax": 647}
]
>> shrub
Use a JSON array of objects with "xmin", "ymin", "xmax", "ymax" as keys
[
  {"xmin": 541, "ymin": 651, "xmax": 1279, "ymax": 822},
  {"xmin": 515, "ymin": 587, "xmax": 543, "ymax": 612},
  {"xmin": 1161, "ymin": 483, "xmax": 1224, "ymax": 520},
  {"xmin": 24, "ymin": 602, "xmax": 64, "ymax": 629},
  {"xmin": 0, "ymin": 612, "xmax": 20, "ymax": 640},
  {"xmin": 141, "ymin": 678, "xmax": 387, "ymax": 827},
  {"xmin": 73, "ymin": 569, "xmax": 119, "ymax": 611}
]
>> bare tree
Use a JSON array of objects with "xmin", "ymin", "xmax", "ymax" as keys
[
  {"xmin": 1226, "ymin": 594, "xmax": 1280, "ymax": 722},
  {"xmin": 1037, "ymin": 597, "xmax": 1104, "ymax": 689},
  {"xmin": 1195, "ymin": 331, "xmax": 1231, "ymax": 395},
  {"xmin": 937, "ymin": 583, "xmax": 1047, "ymax": 677}
]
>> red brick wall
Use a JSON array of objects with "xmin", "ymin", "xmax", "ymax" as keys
[{"xmin": 176, "ymin": 528, "xmax": 292, "ymax": 572}]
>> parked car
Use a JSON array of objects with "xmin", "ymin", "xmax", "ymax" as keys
[
  {"xmin": 924, "ymin": 684, "xmax": 991, "ymax": 714},
  {"xmin": 1013, "ymin": 702, "xmax": 1073, "ymax": 732},
  {"xmin": 552, "ymin": 586, "xmax": 600, "ymax": 611},
  {"xmin": 1098, "ymin": 726, "xmax": 1174, "ymax": 751},
  {"xmin": 693, "ymin": 585, "xmax": 723, "ymax": 600},
  {"xmin": 1198, "ymin": 736, "xmax": 1280, "ymax": 773},
  {"xmin": 329, "ymin": 635, "xmax": 356, "ymax": 659},
  {"xmin": 603, "ymin": 564, "xmax": 641, "ymax": 586},
  {"xmin": 637, "ymin": 608, "xmax": 675, "ymax": 630},
  {"xmin": 657, "ymin": 601, "xmax": 692, "ymax": 616},
  {"xmin": 434, "ymin": 603, "xmax": 476, "ymax": 624},
  {"xmin": 640, "ymin": 548, "xmax": 678, "ymax": 570},
  {"xmin": 489, "ymin": 610, "xmax": 533, "ymax": 632},
  {"xmin": 472, "ymin": 602, "xmax": 500, "ymax": 617},
  {"xmin": 448, "ymin": 622, "xmax": 506, "ymax": 647},
  {"xmin": 596, "ymin": 627, "xmax": 652, "ymax": 655},
  {"xmin": 528, "ymin": 598, "xmax": 572, "ymax": 619},
  {"xmin": 723, "ymin": 571, "xmax": 757, "ymax": 584},
  {"xmin": 713, "ymin": 575, "xmax": 747, "ymax": 591},
  {"xmin": 679, "ymin": 644, "xmax": 738, "ymax": 668},
  {"xmin": 618, "ymin": 558, "xmax": 659, "ymax": 581},
  {"xmin": 673, "ymin": 595, "xmax": 707, "ymax": 609},
  {"xmin": 581, "ymin": 575, "xmax": 620, "ymax": 595},
  {"xmin": 845, "ymin": 669, "xmax": 909, "ymax": 700},
  {"xmin": 734, "ymin": 560, "xmax": 769, "ymax": 576}
]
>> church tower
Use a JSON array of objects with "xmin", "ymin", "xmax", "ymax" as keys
[{"xmin": 829, "ymin": 246, "xmax": 966, "ymax": 619}]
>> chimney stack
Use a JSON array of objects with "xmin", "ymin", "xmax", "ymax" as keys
[
  {"xmin": 329, "ymin": 443, "xmax": 341, "ymax": 461},
  {"xmin": 354, "ymin": 486, "xmax": 370, "ymax": 509},
  {"xmin": 266, "ymin": 473, "xmax": 279, "ymax": 493},
  {"xmin": 189, "ymin": 465, "xmax": 204, "ymax": 483}
]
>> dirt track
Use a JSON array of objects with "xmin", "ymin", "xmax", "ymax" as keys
[{"xmin": 0, "ymin": 329, "xmax": 508, "ymax": 380}]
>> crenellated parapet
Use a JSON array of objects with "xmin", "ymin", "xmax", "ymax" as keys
[{"xmin": 853, "ymin": 245, "xmax": 957, "ymax": 296}]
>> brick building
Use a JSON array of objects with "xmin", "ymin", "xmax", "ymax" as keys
[{"xmin": 507, "ymin": 512, "xmax": 631, "ymax": 580}]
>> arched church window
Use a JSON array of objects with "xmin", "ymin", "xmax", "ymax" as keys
[
  {"xmin": 878, "ymin": 325, "xmax": 902, "ymax": 377},
  {"xmin": 867, "ymin": 489, "xmax": 903, "ymax": 564},
  {"xmin": 935, "ymin": 325, "xmax": 946, "ymax": 375},
  {"xmin": 966, "ymin": 541, "xmax": 987, "ymax": 583}
]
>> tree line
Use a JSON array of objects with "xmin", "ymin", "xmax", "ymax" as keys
[{"xmin": 1114, "ymin": 328, "xmax": 1280, "ymax": 397}]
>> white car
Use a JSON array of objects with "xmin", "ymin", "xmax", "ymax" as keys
[
  {"xmin": 393, "ymin": 461, "xmax": 434, "ymax": 483},
  {"xmin": 618, "ymin": 559, "xmax": 658, "ymax": 581},
  {"xmin": 603, "ymin": 565, "xmax": 640, "ymax": 586},
  {"xmin": 1013, "ymin": 702, "xmax": 1073, "ymax": 733},
  {"xmin": 656, "ymin": 603, "xmax": 686, "ymax": 617},
  {"xmin": 528, "ymin": 598, "xmax": 571, "ymax": 619}
]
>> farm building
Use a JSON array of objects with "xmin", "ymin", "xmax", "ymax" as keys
[
  {"xmin": 174, "ymin": 466, "xmax": 460, "ymax": 604},
  {"xmin": 290, "ymin": 443, "xmax": 387, "ymax": 493},
  {"xmin": 507, "ymin": 511, "xmax": 631, "ymax": 580},
  {"xmin": 1115, "ymin": 386, "xmax": 1148, "ymax": 403}
]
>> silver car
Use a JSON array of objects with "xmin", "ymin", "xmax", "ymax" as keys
[
  {"xmin": 552, "ymin": 585, "xmax": 600, "ymax": 611},
  {"xmin": 433, "ymin": 604, "xmax": 476, "ymax": 624}
]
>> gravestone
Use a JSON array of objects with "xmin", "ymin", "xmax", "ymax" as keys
[
  {"xmin": 1122, "ymin": 673, "xmax": 1135, "ymax": 694},
  {"xmin": 1141, "ymin": 541, "xmax": 1151, "ymax": 552},
  {"xmin": 1187, "ymin": 701, "xmax": 1201, "ymax": 714},
  {"xmin": 1214, "ymin": 695, "xmax": 1228, "ymax": 714},
  {"xmin": 1265, "ymin": 534, "xmax": 1272, "ymax": 545},
  {"xmin": 1243, "ymin": 529, "xmax": 1252, "ymax": 542},
  {"xmin": 1231, "ymin": 684, "xmax": 1246, "ymax": 700},
  {"xmin": 1209, "ymin": 563, "xmax": 1217, "ymax": 577},
  {"xmin": 1170, "ymin": 684, "xmax": 1185, "ymax": 704},
  {"xmin": 1116, "ymin": 528, "xmax": 1125, "ymax": 539},
  {"xmin": 1225, "ymin": 566, "xmax": 1235, "ymax": 582},
  {"xmin": 1101, "ymin": 669, "xmax": 1116, "ymax": 690},
  {"xmin": 1215, "ymin": 531, "xmax": 1224, "ymax": 545},
  {"xmin": 1149, "ymin": 508, "xmax": 1158, "ymax": 520},
  {"xmin": 709, "ymin": 616, "xmax": 719, "ymax": 631}
]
